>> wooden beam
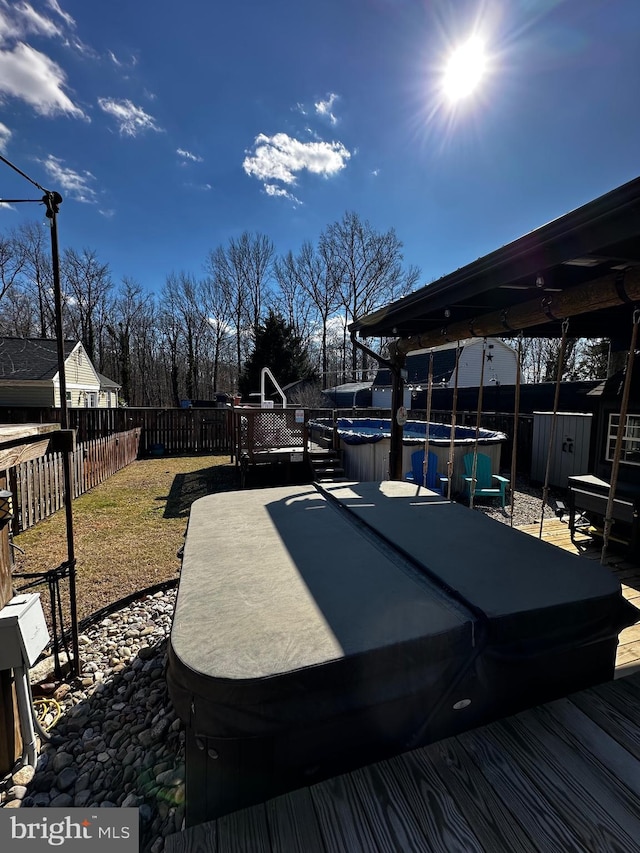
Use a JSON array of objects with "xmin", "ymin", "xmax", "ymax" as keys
[
  {"xmin": 0, "ymin": 423, "xmax": 65, "ymax": 471},
  {"xmin": 395, "ymin": 270, "xmax": 640, "ymax": 355}
]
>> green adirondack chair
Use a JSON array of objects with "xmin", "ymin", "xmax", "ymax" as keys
[{"xmin": 462, "ymin": 452, "xmax": 509, "ymax": 507}]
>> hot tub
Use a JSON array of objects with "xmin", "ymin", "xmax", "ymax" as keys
[
  {"xmin": 167, "ymin": 481, "xmax": 638, "ymax": 826},
  {"xmin": 308, "ymin": 417, "xmax": 507, "ymax": 490}
]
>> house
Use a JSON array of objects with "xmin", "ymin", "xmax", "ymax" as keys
[
  {"xmin": 0, "ymin": 338, "xmax": 120, "ymax": 408},
  {"xmin": 372, "ymin": 338, "xmax": 517, "ymax": 409}
]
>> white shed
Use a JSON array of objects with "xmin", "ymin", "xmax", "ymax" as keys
[
  {"xmin": 371, "ymin": 338, "xmax": 517, "ymax": 409},
  {"xmin": 417, "ymin": 338, "xmax": 517, "ymax": 389}
]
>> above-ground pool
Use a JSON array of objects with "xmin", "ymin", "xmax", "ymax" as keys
[{"xmin": 309, "ymin": 417, "xmax": 507, "ymax": 490}]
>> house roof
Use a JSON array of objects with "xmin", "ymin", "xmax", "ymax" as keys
[
  {"xmin": 0, "ymin": 338, "xmax": 77, "ymax": 380},
  {"xmin": 96, "ymin": 372, "xmax": 121, "ymax": 390},
  {"xmin": 350, "ymin": 175, "xmax": 640, "ymax": 346}
]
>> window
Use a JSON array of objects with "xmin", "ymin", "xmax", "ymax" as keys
[
  {"xmin": 66, "ymin": 391, "xmax": 71, "ymax": 403},
  {"xmin": 607, "ymin": 413, "xmax": 640, "ymax": 466}
]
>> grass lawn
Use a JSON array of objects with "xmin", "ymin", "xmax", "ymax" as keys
[{"xmin": 13, "ymin": 454, "xmax": 238, "ymax": 622}]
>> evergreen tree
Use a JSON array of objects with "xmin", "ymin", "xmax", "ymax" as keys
[{"xmin": 239, "ymin": 309, "xmax": 318, "ymax": 397}]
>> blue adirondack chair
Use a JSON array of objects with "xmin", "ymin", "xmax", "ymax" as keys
[
  {"xmin": 462, "ymin": 452, "xmax": 509, "ymax": 507},
  {"xmin": 405, "ymin": 450, "xmax": 448, "ymax": 495}
]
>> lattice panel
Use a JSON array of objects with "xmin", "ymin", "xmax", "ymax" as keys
[{"xmin": 251, "ymin": 411, "xmax": 304, "ymax": 449}]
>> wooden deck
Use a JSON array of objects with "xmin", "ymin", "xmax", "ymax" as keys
[
  {"xmin": 516, "ymin": 517, "xmax": 640, "ymax": 679},
  {"xmin": 167, "ymin": 671, "xmax": 640, "ymax": 852},
  {"xmin": 166, "ymin": 516, "xmax": 640, "ymax": 853}
]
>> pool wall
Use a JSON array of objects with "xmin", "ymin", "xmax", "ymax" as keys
[
  {"xmin": 339, "ymin": 439, "xmax": 501, "ymax": 493},
  {"xmin": 309, "ymin": 418, "xmax": 506, "ymax": 493}
]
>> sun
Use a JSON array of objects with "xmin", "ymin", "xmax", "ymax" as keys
[{"xmin": 442, "ymin": 37, "xmax": 487, "ymax": 102}]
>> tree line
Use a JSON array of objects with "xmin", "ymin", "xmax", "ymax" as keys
[
  {"xmin": 0, "ymin": 212, "xmax": 420, "ymax": 406},
  {"xmin": 0, "ymin": 212, "xmax": 611, "ymax": 409}
]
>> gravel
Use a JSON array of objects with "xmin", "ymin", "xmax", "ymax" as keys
[{"xmin": 469, "ymin": 477, "xmax": 564, "ymax": 527}]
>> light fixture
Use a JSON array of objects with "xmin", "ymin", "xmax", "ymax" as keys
[{"xmin": 0, "ymin": 489, "xmax": 14, "ymax": 522}]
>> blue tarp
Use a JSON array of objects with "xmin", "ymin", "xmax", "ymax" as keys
[{"xmin": 308, "ymin": 417, "xmax": 507, "ymax": 446}]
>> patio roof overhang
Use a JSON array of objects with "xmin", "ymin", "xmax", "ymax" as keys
[{"xmin": 350, "ymin": 175, "xmax": 640, "ymax": 355}]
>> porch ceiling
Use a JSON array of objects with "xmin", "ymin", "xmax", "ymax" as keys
[{"xmin": 350, "ymin": 175, "xmax": 640, "ymax": 351}]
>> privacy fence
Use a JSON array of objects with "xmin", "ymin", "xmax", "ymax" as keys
[
  {"xmin": 8, "ymin": 428, "xmax": 141, "ymax": 533},
  {"xmin": 0, "ymin": 407, "xmax": 233, "ymax": 455}
]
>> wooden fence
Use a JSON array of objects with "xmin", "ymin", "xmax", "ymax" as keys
[
  {"xmin": 0, "ymin": 405, "xmax": 534, "ymax": 476},
  {"xmin": 0, "ymin": 406, "xmax": 233, "ymax": 455},
  {"xmin": 9, "ymin": 428, "xmax": 141, "ymax": 533}
]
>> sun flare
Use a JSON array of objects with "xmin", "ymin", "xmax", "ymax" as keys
[{"xmin": 442, "ymin": 37, "xmax": 487, "ymax": 102}]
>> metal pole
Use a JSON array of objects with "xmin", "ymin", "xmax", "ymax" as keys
[{"xmin": 46, "ymin": 193, "xmax": 81, "ymax": 677}]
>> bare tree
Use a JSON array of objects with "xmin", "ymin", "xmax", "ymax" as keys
[
  {"xmin": 206, "ymin": 232, "xmax": 275, "ymax": 381},
  {"xmin": 319, "ymin": 212, "xmax": 420, "ymax": 377},
  {"xmin": 202, "ymin": 258, "xmax": 234, "ymax": 392},
  {"xmin": 0, "ymin": 286, "xmax": 38, "ymax": 337},
  {"xmin": 14, "ymin": 222, "xmax": 56, "ymax": 338},
  {"xmin": 0, "ymin": 232, "xmax": 27, "ymax": 304},
  {"xmin": 103, "ymin": 278, "xmax": 157, "ymax": 405},
  {"xmin": 272, "ymin": 249, "xmax": 316, "ymax": 347},
  {"xmin": 62, "ymin": 247, "xmax": 113, "ymax": 362}
]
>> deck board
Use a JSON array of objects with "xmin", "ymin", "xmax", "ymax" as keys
[
  {"xmin": 166, "ymin": 673, "xmax": 640, "ymax": 853},
  {"xmin": 362, "ymin": 752, "xmax": 484, "ymax": 853}
]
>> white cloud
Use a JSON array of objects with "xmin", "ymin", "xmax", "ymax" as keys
[
  {"xmin": 99, "ymin": 208, "xmax": 115, "ymax": 218},
  {"xmin": 0, "ymin": 122, "xmax": 11, "ymax": 151},
  {"xmin": 315, "ymin": 93, "xmax": 339, "ymax": 125},
  {"xmin": 243, "ymin": 132, "xmax": 350, "ymax": 191},
  {"xmin": 177, "ymin": 148, "xmax": 203, "ymax": 163},
  {"xmin": 14, "ymin": 2, "xmax": 62, "ymax": 38},
  {"xmin": 184, "ymin": 181, "xmax": 212, "ymax": 191},
  {"xmin": 46, "ymin": 0, "xmax": 75, "ymax": 29},
  {"xmin": 0, "ymin": 42, "xmax": 85, "ymax": 117},
  {"xmin": 39, "ymin": 155, "xmax": 97, "ymax": 203},
  {"xmin": 108, "ymin": 50, "xmax": 121, "ymax": 66},
  {"xmin": 0, "ymin": 1, "xmax": 60, "ymax": 41},
  {"xmin": 98, "ymin": 97, "xmax": 162, "ymax": 137},
  {"xmin": 265, "ymin": 184, "xmax": 301, "ymax": 204}
]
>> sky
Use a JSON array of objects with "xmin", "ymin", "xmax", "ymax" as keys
[{"xmin": 1, "ymin": 0, "xmax": 640, "ymax": 299}]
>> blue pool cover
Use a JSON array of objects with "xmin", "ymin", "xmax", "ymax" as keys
[{"xmin": 308, "ymin": 417, "xmax": 506, "ymax": 445}]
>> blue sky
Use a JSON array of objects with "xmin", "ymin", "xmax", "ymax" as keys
[{"xmin": 1, "ymin": 0, "xmax": 640, "ymax": 297}]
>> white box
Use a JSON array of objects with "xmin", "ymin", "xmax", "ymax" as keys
[{"xmin": 0, "ymin": 593, "xmax": 50, "ymax": 669}]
